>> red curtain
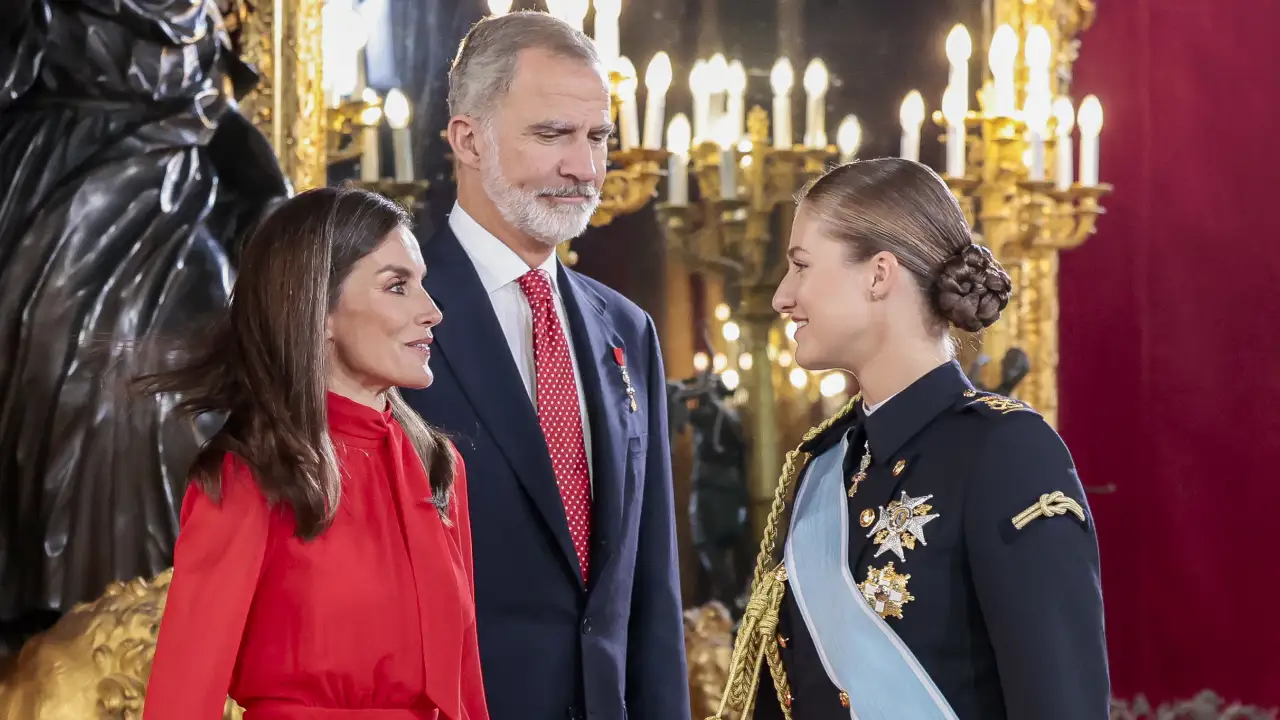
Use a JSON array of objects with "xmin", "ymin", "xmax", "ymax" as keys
[{"xmin": 1060, "ymin": 0, "xmax": 1280, "ymax": 707}]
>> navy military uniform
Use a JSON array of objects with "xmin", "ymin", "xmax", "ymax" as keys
[{"xmin": 753, "ymin": 360, "xmax": 1109, "ymax": 719}]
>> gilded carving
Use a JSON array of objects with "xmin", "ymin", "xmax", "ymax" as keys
[
  {"xmin": 231, "ymin": 0, "xmax": 328, "ymax": 192},
  {"xmin": 0, "ymin": 571, "xmax": 240, "ymax": 720}
]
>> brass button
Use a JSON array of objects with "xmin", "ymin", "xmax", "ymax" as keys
[
  {"xmin": 777, "ymin": 634, "xmax": 789, "ymax": 648},
  {"xmin": 964, "ymin": 389, "xmax": 976, "ymax": 397},
  {"xmin": 892, "ymin": 459, "xmax": 907, "ymax": 476},
  {"xmin": 840, "ymin": 691, "xmax": 850, "ymax": 707},
  {"xmin": 783, "ymin": 690, "xmax": 792, "ymax": 707},
  {"xmin": 859, "ymin": 508, "xmax": 876, "ymax": 527}
]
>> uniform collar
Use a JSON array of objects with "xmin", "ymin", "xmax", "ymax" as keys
[
  {"xmin": 861, "ymin": 360, "xmax": 973, "ymax": 465},
  {"xmin": 448, "ymin": 202, "xmax": 560, "ymax": 296}
]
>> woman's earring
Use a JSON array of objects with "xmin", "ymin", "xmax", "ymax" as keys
[{"xmin": 869, "ymin": 290, "xmax": 881, "ymax": 302}]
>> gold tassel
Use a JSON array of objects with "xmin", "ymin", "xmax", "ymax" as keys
[{"xmin": 707, "ymin": 397, "xmax": 860, "ymax": 720}]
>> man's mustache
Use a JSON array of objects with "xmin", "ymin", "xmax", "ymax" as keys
[{"xmin": 538, "ymin": 185, "xmax": 598, "ymax": 199}]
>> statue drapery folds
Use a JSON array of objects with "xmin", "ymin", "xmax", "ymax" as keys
[{"xmin": 0, "ymin": 0, "xmax": 287, "ymax": 650}]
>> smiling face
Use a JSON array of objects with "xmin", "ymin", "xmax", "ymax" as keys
[
  {"xmin": 325, "ymin": 227, "xmax": 442, "ymax": 400},
  {"xmin": 772, "ymin": 205, "xmax": 886, "ymax": 372}
]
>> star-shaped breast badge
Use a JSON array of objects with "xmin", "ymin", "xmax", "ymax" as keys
[{"xmin": 866, "ymin": 491, "xmax": 939, "ymax": 563}]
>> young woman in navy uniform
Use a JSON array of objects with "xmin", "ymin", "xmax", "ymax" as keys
[{"xmin": 708, "ymin": 158, "xmax": 1109, "ymax": 720}]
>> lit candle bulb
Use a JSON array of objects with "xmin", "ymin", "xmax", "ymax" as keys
[
  {"xmin": 1052, "ymin": 97, "xmax": 1075, "ymax": 190},
  {"xmin": 836, "ymin": 115, "xmax": 861, "ymax": 163},
  {"xmin": 666, "ymin": 114, "xmax": 691, "ymax": 205},
  {"xmin": 1024, "ymin": 25, "xmax": 1053, "ymax": 97},
  {"xmin": 643, "ymin": 52, "xmax": 672, "ymax": 150},
  {"xmin": 899, "ymin": 90, "xmax": 924, "ymax": 162},
  {"xmin": 1077, "ymin": 95, "xmax": 1103, "ymax": 186},
  {"xmin": 592, "ymin": 0, "xmax": 621, "ymax": 66},
  {"xmin": 615, "ymin": 56, "xmax": 640, "ymax": 150},
  {"xmin": 486, "ymin": 0, "xmax": 512, "ymax": 15},
  {"xmin": 1024, "ymin": 93, "xmax": 1051, "ymax": 181},
  {"xmin": 803, "ymin": 59, "xmax": 829, "ymax": 149},
  {"xmin": 717, "ymin": 119, "xmax": 737, "ymax": 200},
  {"xmin": 706, "ymin": 53, "xmax": 729, "ymax": 138},
  {"xmin": 945, "ymin": 24, "xmax": 972, "ymax": 118},
  {"xmin": 726, "ymin": 59, "xmax": 747, "ymax": 144},
  {"xmin": 543, "ymin": 0, "xmax": 565, "ymax": 23},
  {"xmin": 770, "ymin": 58, "xmax": 794, "ymax": 149},
  {"xmin": 689, "ymin": 60, "xmax": 711, "ymax": 144},
  {"xmin": 988, "ymin": 24, "xmax": 1018, "ymax": 117},
  {"xmin": 565, "ymin": 0, "xmax": 588, "ymax": 29},
  {"xmin": 359, "ymin": 88, "xmax": 382, "ymax": 182},
  {"xmin": 942, "ymin": 85, "xmax": 966, "ymax": 177},
  {"xmin": 384, "ymin": 89, "xmax": 414, "ymax": 182}
]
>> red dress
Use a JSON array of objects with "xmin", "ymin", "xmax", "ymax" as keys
[{"xmin": 143, "ymin": 393, "xmax": 489, "ymax": 720}]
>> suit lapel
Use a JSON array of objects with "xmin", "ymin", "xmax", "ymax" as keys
[
  {"xmin": 424, "ymin": 227, "xmax": 580, "ymax": 580},
  {"xmin": 559, "ymin": 268, "xmax": 627, "ymax": 588}
]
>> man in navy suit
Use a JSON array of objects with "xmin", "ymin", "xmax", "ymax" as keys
[{"xmin": 402, "ymin": 11, "xmax": 689, "ymax": 720}]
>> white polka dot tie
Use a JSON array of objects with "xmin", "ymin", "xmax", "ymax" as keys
[{"xmin": 518, "ymin": 269, "xmax": 593, "ymax": 582}]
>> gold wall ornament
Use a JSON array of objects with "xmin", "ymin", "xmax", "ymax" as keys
[
  {"xmin": 0, "ymin": 570, "xmax": 241, "ymax": 720},
  {"xmin": 236, "ymin": 0, "xmax": 328, "ymax": 192}
]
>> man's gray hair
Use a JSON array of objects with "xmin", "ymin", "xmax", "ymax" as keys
[{"xmin": 448, "ymin": 11, "xmax": 602, "ymax": 121}]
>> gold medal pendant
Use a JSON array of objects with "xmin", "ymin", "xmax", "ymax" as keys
[{"xmin": 847, "ymin": 441, "xmax": 871, "ymax": 497}]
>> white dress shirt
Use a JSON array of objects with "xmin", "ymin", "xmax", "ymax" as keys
[{"xmin": 449, "ymin": 203, "xmax": 594, "ymax": 487}]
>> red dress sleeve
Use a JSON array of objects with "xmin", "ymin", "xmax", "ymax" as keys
[
  {"xmin": 144, "ymin": 455, "xmax": 270, "ymax": 720},
  {"xmin": 451, "ymin": 447, "xmax": 490, "ymax": 720}
]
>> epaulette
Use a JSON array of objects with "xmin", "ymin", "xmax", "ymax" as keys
[{"xmin": 958, "ymin": 389, "xmax": 1040, "ymax": 417}]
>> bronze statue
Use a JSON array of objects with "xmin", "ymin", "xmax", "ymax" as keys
[
  {"xmin": 966, "ymin": 347, "xmax": 1031, "ymax": 395},
  {"xmin": 0, "ymin": 0, "xmax": 288, "ymax": 653},
  {"xmin": 670, "ymin": 372, "xmax": 751, "ymax": 614}
]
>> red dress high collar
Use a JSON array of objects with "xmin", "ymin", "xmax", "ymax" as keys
[{"xmin": 326, "ymin": 391, "xmax": 393, "ymax": 445}]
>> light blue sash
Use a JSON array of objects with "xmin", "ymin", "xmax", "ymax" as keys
[{"xmin": 784, "ymin": 436, "xmax": 958, "ymax": 720}]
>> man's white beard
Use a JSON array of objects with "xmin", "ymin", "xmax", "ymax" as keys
[{"xmin": 481, "ymin": 147, "xmax": 600, "ymax": 248}]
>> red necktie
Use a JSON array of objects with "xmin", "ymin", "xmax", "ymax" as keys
[{"xmin": 518, "ymin": 269, "xmax": 593, "ymax": 582}]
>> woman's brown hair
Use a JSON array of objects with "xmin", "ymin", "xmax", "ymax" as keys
[
  {"xmin": 135, "ymin": 187, "xmax": 455, "ymax": 539},
  {"xmin": 800, "ymin": 157, "xmax": 1012, "ymax": 333}
]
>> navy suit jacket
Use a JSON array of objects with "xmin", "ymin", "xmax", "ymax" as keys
[{"xmin": 403, "ymin": 224, "xmax": 689, "ymax": 720}]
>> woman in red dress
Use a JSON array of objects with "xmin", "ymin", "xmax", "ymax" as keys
[{"xmin": 138, "ymin": 187, "xmax": 489, "ymax": 720}]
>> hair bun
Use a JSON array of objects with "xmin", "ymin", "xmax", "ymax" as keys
[{"xmin": 934, "ymin": 244, "xmax": 1011, "ymax": 332}]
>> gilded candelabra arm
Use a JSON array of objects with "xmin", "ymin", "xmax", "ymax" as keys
[
  {"xmin": 1018, "ymin": 181, "xmax": 1112, "ymax": 250},
  {"xmin": 1055, "ymin": 183, "xmax": 1112, "ymax": 248},
  {"xmin": 327, "ymin": 95, "xmax": 382, "ymax": 164},
  {"xmin": 710, "ymin": 198, "xmax": 750, "ymax": 273},
  {"xmin": 657, "ymin": 202, "xmax": 740, "ymax": 275},
  {"xmin": 590, "ymin": 148, "xmax": 670, "ymax": 228},
  {"xmin": 691, "ymin": 142, "xmax": 728, "ymax": 200}
]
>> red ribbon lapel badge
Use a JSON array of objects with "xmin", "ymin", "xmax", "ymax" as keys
[{"xmin": 613, "ymin": 346, "xmax": 637, "ymax": 412}]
